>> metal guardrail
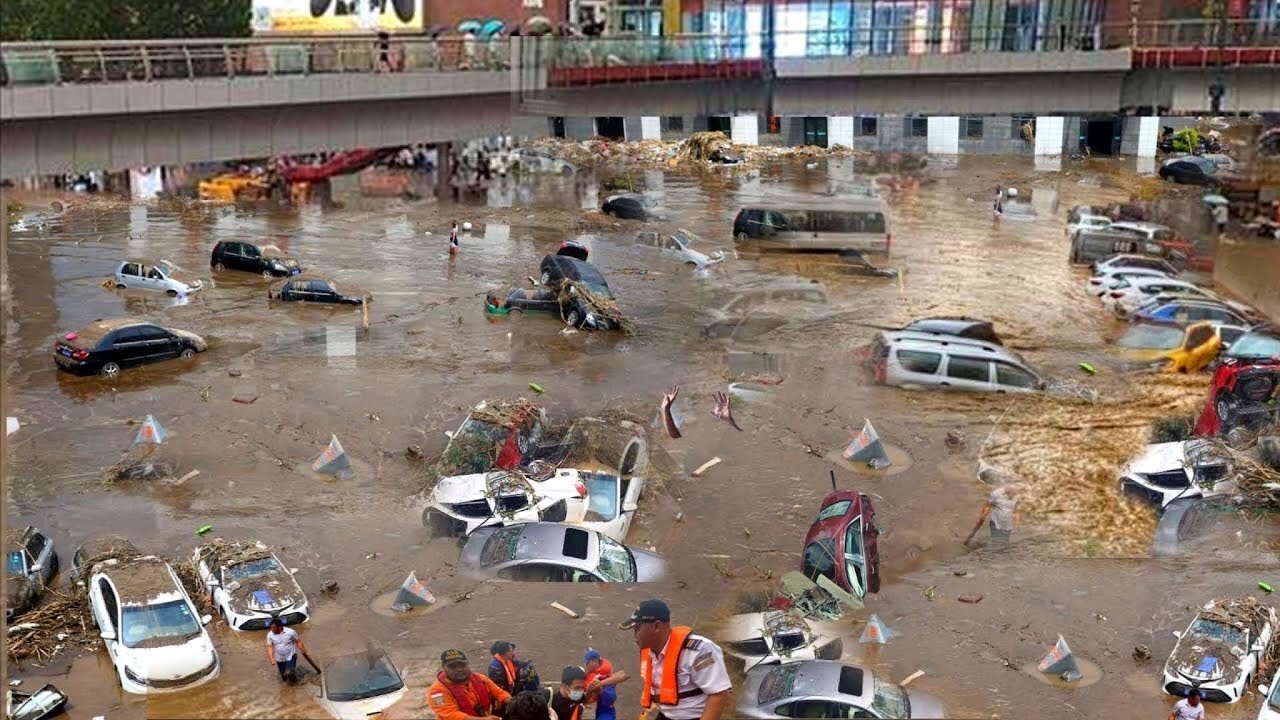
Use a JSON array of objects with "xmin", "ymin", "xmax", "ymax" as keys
[{"xmin": 2, "ymin": 20, "xmax": 1277, "ymax": 86}]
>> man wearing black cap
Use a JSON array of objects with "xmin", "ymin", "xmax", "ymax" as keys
[
  {"xmin": 426, "ymin": 648, "xmax": 511, "ymax": 720},
  {"xmin": 551, "ymin": 665, "xmax": 588, "ymax": 720},
  {"xmin": 621, "ymin": 599, "xmax": 732, "ymax": 720}
]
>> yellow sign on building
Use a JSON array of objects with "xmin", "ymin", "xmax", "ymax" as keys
[{"xmin": 663, "ymin": 0, "xmax": 681, "ymax": 34}]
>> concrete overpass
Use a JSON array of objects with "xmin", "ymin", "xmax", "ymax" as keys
[{"xmin": 2, "ymin": 22, "xmax": 1278, "ymax": 178}]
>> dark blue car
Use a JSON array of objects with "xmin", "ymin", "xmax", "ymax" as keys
[{"xmin": 1133, "ymin": 300, "xmax": 1251, "ymax": 327}]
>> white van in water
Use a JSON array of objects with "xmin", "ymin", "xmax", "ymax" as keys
[
  {"xmin": 865, "ymin": 331, "xmax": 1043, "ymax": 394},
  {"xmin": 733, "ymin": 198, "xmax": 891, "ymax": 254}
]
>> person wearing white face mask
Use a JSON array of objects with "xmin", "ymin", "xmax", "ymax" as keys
[{"xmin": 551, "ymin": 665, "xmax": 588, "ymax": 720}]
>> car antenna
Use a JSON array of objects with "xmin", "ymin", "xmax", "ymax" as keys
[{"xmin": 830, "ymin": 469, "xmax": 837, "ymax": 491}]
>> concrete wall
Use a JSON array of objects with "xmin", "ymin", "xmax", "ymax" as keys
[
  {"xmin": 774, "ymin": 50, "xmax": 1132, "ymax": 79},
  {"xmin": 1122, "ymin": 68, "xmax": 1280, "ymax": 114},
  {"xmin": 955, "ymin": 115, "xmax": 1034, "ymax": 155},
  {"xmin": 1215, "ymin": 239, "xmax": 1280, "ymax": 324}
]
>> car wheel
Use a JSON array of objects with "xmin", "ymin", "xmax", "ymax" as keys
[
  {"xmin": 560, "ymin": 165, "xmax": 573, "ymax": 177},
  {"xmin": 540, "ymin": 270, "xmax": 552, "ymax": 284},
  {"xmin": 509, "ymin": 307, "xmax": 523, "ymax": 315},
  {"xmin": 686, "ymin": 261, "xmax": 698, "ymax": 268},
  {"xmin": 262, "ymin": 270, "xmax": 273, "ymax": 279},
  {"xmin": 100, "ymin": 362, "xmax": 121, "ymax": 378},
  {"xmin": 735, "ymin": 232, "xmax": 748, "ymax": 243},
  {"xmin": 566, "ymin": 308, "xmax": 582, "ymax": 327},
  {"xmin": 214, "ymin": 262, "xmax": 226, "ymax": 271},
  {"xmin": 179, "ymin": 347, "xmax": 196, "ymax": 359},
  {"xmin": 114, "ymin": 282, "xmax": 126, "ymax": 289},
  {"xmin": 166, "ymin": 289, "xmax": 178, "ymax": 296}
]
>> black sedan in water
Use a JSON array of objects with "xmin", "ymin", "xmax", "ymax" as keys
[
  {"xmin": 268, "ymin": 275, "xmax": 369, "ymax": 305},
  {"xmin": 53, "ymin": 319, "xmax": 207, "ymax": 377},
  {"xmin": 211, "ymin": 241, "xmax": 301, "ymax": 277},
  {"xmin": 1158, "ymin": 157, "xmax": 1217, "ymax": 186},
  {"xmin": 601, "ymin": 193, "xmax": 667, "ymax": 221}
]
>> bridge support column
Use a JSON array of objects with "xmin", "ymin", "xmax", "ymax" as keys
[
  {"xmin": 926, "ymin": 116, "xmax": 959, "ymax": 154},
  {"xmin": 1136, "ymin": 116, "xmax": 1159, "ymax": 158},
  {"xmin": 730, "ymin": 114, "xmax": 758, "ymax": 146},
  {"xmin": 639, "ymin": 117, "xmax": 661, "ymax": 141},
  {"xmin": 1034, "ymin": 116, "xmax": 1065, "ymax": 155},
  {"xmin": 828, "ymin": 116, "xmax": 854, "ymax": 148}
]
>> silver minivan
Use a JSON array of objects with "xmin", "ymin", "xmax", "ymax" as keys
[
  {"xmin": 866, "ymin": 331, "xmax": 1043, "ymax": 394},
  {"xmin": 733, "ymin": 198, "xmax": 891, "ymax": 254}
]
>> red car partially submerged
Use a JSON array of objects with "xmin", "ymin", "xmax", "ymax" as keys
[
  {"xmin": 1193, "ymin": 357, "xmax": 1280, "ymax": 438},
  {"xmin": 801, "ymin": 490, "xmax": 881, "ymax": 599}
]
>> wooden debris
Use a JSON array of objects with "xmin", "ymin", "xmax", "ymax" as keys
[
  {"xmin": 550, "ymin": 602, "xmax": 580, "ymax": 619},
  {"xmin": 691, "ymin": 456, "xmax": 722, "ymax": 478}
]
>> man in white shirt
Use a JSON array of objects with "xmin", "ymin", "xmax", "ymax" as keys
[
  {"xmin": 1169, "ymin": 690, "xmax": 1206, "ymax": 720},
  {"xmin": 621, "ymin": 599, "xmax": 732, "ymax": 720},
  {"xmin": 265, "ymin": 617, "xmax": 308, "ymax": 683},
  {"xmin": 965, "ymin": 483, "xmax": 1021, "ymax": 546}
]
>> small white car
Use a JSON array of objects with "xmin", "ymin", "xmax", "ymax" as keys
[
  {"xmin": 112, "ymin": 261, "xmax": 202, "ymax": 296},
  {"xmin": 194, "ymin": 542, "xmax": 309, "ymax": 631},
  {"xmin": 1162, "ymin": 597, "xmax": 1276, "ymax": 703},
  {"xmin": 1087, "ymin": 267, "xmax": 1173, "ymax": 296},
  {"xmin": 511, "ymin": 149, "xmax": 576, "ymax": 177},
  {"xmin": 1258, "ymin": 678, "xmax": 1280, "ymax": 720},
  {"xmin": 1109, "ymin": 220, "xmax": 1177, "ymax": 244},
  {"xmin": 636, "ymin": 229, "xmax": 725, "ymax": 268},
  {"xmin": 1067, "ymin": 213, "xmax": 1112, "ymax": 239},
  {"xmin": 1091, "ymin": 254, "xmax": 1179, "ymax": 276},
  {"xmin": 307, "ymin": 649, "xmax": 407, "ymax": 720},
  {"xmin": 720, "ymin": 611, "xmax": 843, "ymax": 667},
  {"xmin": 738, "ymin": 660, "xmax": 948, "ymax": 719},
  {"xmin": 1118, "ymin": 440, "xmax": 1234, "ymax": 509},
  {"xmin": 1104, "ymin": 277, "xmax": 1216, "ymax": 314},
  {"xmin": 87, "ymin": 556, "xmax": 218, "ymax": 694}
]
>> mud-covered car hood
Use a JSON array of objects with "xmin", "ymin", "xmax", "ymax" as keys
[
  {"xmin": 1165, "ymin": 634, "xmax": 1244, "ymax": 684},
  {"xmin": 7, "ymin": 574, "xmax": 36, "ymax": 616},
  {"xmin": 170, "ymin": 328, "xmax": 208, "ymax": 351},
  {"xmin": 225, "ymin": 567, "xmax": 304, "ymax": 613}
]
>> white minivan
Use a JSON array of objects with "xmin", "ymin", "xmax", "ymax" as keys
[
  {"xmin": 733, "ymin": 198, "xmax": 892, "ymax": 254},
  {"xmin": 865, "ymin": 331, "xmax": 1043, "ymax": 394}
]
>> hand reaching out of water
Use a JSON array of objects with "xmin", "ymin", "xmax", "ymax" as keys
[
  {"xmin": 661, "ymin": 385, "xmax": 682, "ymax": 439},
  {"xmin": 711, "ymin": 391, "xmax": 743, "ymax": 431}
]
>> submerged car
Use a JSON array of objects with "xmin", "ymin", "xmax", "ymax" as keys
[
  {"xmin": 6, "ymin": 526, "xmax": 57, "ymax": 621},
  {"xmin": 6, "ymin": 684, "xmax": 69, "ymax": 720},
  {"xmin": 738, "ymin": 660, "xmax": 948, "ymax": 718},
  {"xmin": 87, "ymin": 556, "xmax": 219, "ymax": 694},
  {"xmin": 635, "ymin": 229, "xmax": 724, "ymax": 268},
  {"xmin": 720, "ymin": 611, "xmax": 843, "ymax": 667},
  {"xmin": 1152, "ymin": 498, "xmax": 1221, "ymax": 558},
  {"xmin": 307, "ymin": 649, "xmax": 407, "ymax": 720},
  {"xmin": 900, "ymin": 317, "xmax": 1002, "ymax": 346},
  {"xmin": 1161, "ymin": 597, "xmax": 1276, "ymax": 703},
  {"xmin": 602, "ymin": 193, "xmax": 666, "ymax": 221},
  {"xmin": 268, "ymin": 275, "xmax": 369, "ymax": 305},
  {"xmin": 701, "ymin": 283, "xmax": 831, "ymax": 342},
  {"xmin": 530, "ymin": 255, "xmax": 622, "ymax": 330},
  {"xmin": 1194, "ymin": 358, "xmax": 1280, "ymax": 438},
  {"xmin": 1091, "ymin": 253, "xmax": 1179, "ymax": 276},
  {"xmin": 459, "ymin": 522, "xmax": 666, "ymax": 582},
  {"xmin": 112, "ymin": 261, "xmax": 203, "ymax": 296},
  {"xmin": 801, "ymin": 490, "xmax": 880, "ymax": 599},
  {"xmin": 1259, "ymin": 677, "xmax": 1280, "ymax": 720},
  {"xmin": 210, "ymin": 241, "xmax": 301, "ymax": 277},
  {"xmin": 511, "ymin": 149, "xmax": 576, "ymax": 177},
  {"xmin": 1133, "ymin": 299, "xmax": 1255, "ymax": 328},
  {"xmin": 1160, "ymin": 157, "xmax": 1218, "ymax": 185},
  {"xmin": 438, "ymin": 399, "xmax": 549, "ymax": 475},
  {"xmin": 53, "ymin": 319, "xmax": 207, "ymax": 378},
  {"xmin": 1118, "ymin": 440, "xmax": 1233, "ymax": 509},
  {"xmin": 194, "ymin": 541, "xmax": 309, "ymax": 631},
  {"xmin": 865, "ymin": 331, "xmax": 1043, "ymax": 395},
  {"xmin": 1118, "ymin": 322, "xmax": 1249, "ymax": 367}
]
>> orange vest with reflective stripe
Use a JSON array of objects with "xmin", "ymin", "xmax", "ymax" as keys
[{"xmin": 640, "ymin": 625, "xmax": 693, "ymax": 708}]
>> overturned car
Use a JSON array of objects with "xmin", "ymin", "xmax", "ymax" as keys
[
  {"xmin": 194, "ymin": 540, "xmax": 309, "ymax": 631},
  {"xmin": 423, "ymin": 415, "xmax": 649, "ymax": 543},
  {"xmin": 1118, "ymin": 440, "xmax": 1234, "ymax": 509},
  {"xmin": 1194, "ymin": 358, "xmax": 1280, "ymax": 440},
  {"xmin": 719, "ymin": 611, "xmax": 843, "ymax": 668}
]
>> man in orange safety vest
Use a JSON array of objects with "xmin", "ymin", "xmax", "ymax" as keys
[{"xmin": 620, "ymin": 599, "xmax": 731, "ymax": 720}]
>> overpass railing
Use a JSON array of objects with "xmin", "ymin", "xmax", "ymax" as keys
[{"xmin": 0, "ymin": 35, "xmax": 511, "ymax": 85}]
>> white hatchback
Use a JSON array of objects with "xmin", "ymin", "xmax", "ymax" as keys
[
  {"xmin": 1087, "ymin": 267, "xmax": 1173, "ymax": 296},
  {"xmin": 88, "ymin": 556, "xmax": 218, "ymax": 694},
  {"xmin": 1104, "ymin": 277, "xmax": 1216, "ymax": 314},
  {"xmin": 112, "ymin": 261, "xmax": 202, "ymax": 296}
]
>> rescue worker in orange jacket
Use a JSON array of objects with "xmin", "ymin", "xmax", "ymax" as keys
[
  {"xmin": 621, "ymin": 599, "xmax": 732, "ymax": 720},
  {"xmin": 427, "ymin": 648, "xmax": 512, "ymax": 720}
]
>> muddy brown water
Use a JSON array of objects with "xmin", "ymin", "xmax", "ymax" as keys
[{"xmin": 4, "ymin": 157, "xmax": 1279, "ymax": 719}]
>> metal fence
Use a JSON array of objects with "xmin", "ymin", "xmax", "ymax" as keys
[{"xmin": 2, "ymin": 20, "xmax": 1277, "ymax": 86}]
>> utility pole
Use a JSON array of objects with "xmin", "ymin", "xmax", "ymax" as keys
[
  {"xmin": 763, "ymin": 0, "xmax": 776, "ymax": 121},
  {"xmin": 1209, "ymin": 0, "xmax": 1227, "ymax": 113}
]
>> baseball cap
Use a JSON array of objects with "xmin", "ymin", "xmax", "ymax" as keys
[
  {"xmin": 619, "ymin": 599, "xmax": 671, "ymax": 629},
  {"xmin": 583, "ymin": 649, "xmax": 602, "ymax": 663},
  {"xmin": 441, "ymin": 649, "xmax": 468, "ymax": 666},
  {"xmin": 561, "ymin": 665, "xmax": 587, "ymax": 684}
]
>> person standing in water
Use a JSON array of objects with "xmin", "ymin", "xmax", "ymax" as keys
[{"xmin": 449, "ymin": 220, "xmax": 459, "ymax": 255}]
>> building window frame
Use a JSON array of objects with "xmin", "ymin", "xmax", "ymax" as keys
[
  {"xmin": 858, "ymin": 116, "xmax": 878, "ymax": 137},
  {"xmin": 906, "ymin": 116, "xmax": 928, "ymax": 138},
  {"xmin": 962, "ymin": 116, "xmax": 984, "ymax": 139}
]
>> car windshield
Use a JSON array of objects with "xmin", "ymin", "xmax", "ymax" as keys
[
  {"xmin": 480, "ymin": 526, "xmax": 525, "ymax": 567},
  {"xmin": 583, "ymin": 281, "xmax": 613, "ymax": 299},
  {"xmin": 6, "ymin": 551, "xmax": 26, "ymax": 576},
  {"xmin": 225, "ymin": 557, "xmax": 281, "ymax": 582},
  {"xmin": 815, "ymin": 500, "xmax": 852, "ymax": 523},
  {"xmin": 1228, "ymin": 332, "xmax": 1280, "ymax": 359},
  {"xmin": 1189, "ymin": 617, "xmax": 1244, "ymax": 644},
  {"xmin": 325, "ymin": 651, "xmax": 404, "ymax": 702},
  {"xmin": 121, "ymin": 599, "xmax": 202, "ymax": 648},
  {"xmin": 757, "ymin": 663, "xmax": 800, "ymax": 704},
  {"xmin": 870, "ymin": 678, "xmax": 910, "ymax": 717},
  {"xmin": 595, "ymin": 534, "xmax": 636, "ymax": 582},
  {"xmin": 582, "ymin": 472, "xmax": 620, "ymax": 521},
  {"xmin": 1118, "ymin": 324, "xmax": 1185, "ymax": 350}
]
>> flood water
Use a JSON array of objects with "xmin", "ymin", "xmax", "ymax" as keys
[{"xmin": 4, "ymin": 155, "xmax": 1279, "ymax": 719}]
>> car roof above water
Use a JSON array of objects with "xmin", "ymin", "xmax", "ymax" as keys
[
  {"xmin": 881, "ymin": 330, "xmax": 1023, "ymax": 362},
  {"xmin": 95, "ymin": 556, "xmax": 183, "ymax": 606}
]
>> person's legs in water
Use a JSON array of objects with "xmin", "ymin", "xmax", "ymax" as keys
[
  {"xmin": 988, "ymin": 521, "xmax": 1011, "ymax": 544},
  {"xmin": 277, "ymin": 655, "xmax": 298, "ymax": 683}
]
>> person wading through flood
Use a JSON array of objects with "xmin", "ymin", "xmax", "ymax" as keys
[
  {"xmin": 265, "ymin": 618, "xmax": 309, "ymax": 683},
  {"xmin": 622, "ymin": 598, "xmax": 732, "ymax": 720},
  {"xmin": 965, "ymin": 481, "xmax": 1021, "ymax": 546},
  {"xmin": 551, "ymin": 665, "xmax": 588, "ymax": 720},
  {"xmin": 1169, "ymin": 689, "xmax": 1206, "ymax": 720},
  {"xmin": 450, "ymin": 220, "xmax": 460, "ymax": 255},
  {"xmin": 428, "ymin": 649, "xmax": 512, "ymax": 720},
  {"xmin": 583, "ymin": 648, "xmax": 628, "ymax": 720}
]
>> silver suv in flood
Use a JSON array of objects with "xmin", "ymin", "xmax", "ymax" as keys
[{"xmin": 865, "ymin": 331, "xmax": 1042, "ymax": 394}]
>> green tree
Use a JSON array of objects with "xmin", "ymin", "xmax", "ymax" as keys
[
  {"xmin": 1172, "ymin": 128, "xmax": 1201, "ymax": 153},
  {"xmin": 1, "ymin": 0, "xmax": 250, "ymax": 41}
]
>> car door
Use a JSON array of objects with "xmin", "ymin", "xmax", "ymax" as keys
[
  {"xmin": 310, "ymin": 280, "xmax": 340, "ymax": 303},
  {"xmin": 942, "ymin": 355, "xmax": 994, "ymax": 392},
  {"xmin": 241, "ymin": 244, "xmax": 265, "ymax": 272},
  {"xmin": 110, "ymin": 328, "xmax": 149, "ymax": 367},
  {"xmin": 118, "ymin": 263, "xmax": 143, "ymax": 287},
  {"xmin": 843, "ymin": 517, "xmax": 867, "ymax": 597},
  {"xmin": 144, "ymin": 325, "xmax": 183, "ymax": 361},
  {"xmin": 92, "ymin": 577, "xmax": 120, "ymax": 659},
  {"xmin": 994, "ymin": 362, "xmax": 1040, "ymax": 394}
]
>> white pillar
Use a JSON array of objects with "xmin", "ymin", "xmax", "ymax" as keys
[
  {"xmin": 640, "ymin": 116, "xmax": 661, "ymax": 141},
  {"xmin": 828, "ymin": 116, "xmax": 854, "ymax": 148},
  {"xmin": 1137, "ymin": 116, "xmax": 1159, "ymax": 158},
  {"xmin": 1034, "ymin": 116, "xmax": 1065, "ymax": 156},
  {"xmin": 731, "ymin": 114, "xmax": 758, "ymax": 146},
  {"xmin": 926, "ymin": 116, "xmax": 959, "ymax": 154}
]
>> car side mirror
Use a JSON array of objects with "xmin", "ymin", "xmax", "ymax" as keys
[
  {"xmin": 100, "ymin": 630, "xmax": 116, "ymax": 640},
  {"xmin": 622, "ymin": 501, "xmax": 639, "ymax": 513},
  {"xmin": 201, "ymin": 614, "xmax": 213, "ymax": 625},
  {"xmin": 29, "ymin": 563, "xmax": 42, "ymax": 573}
]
